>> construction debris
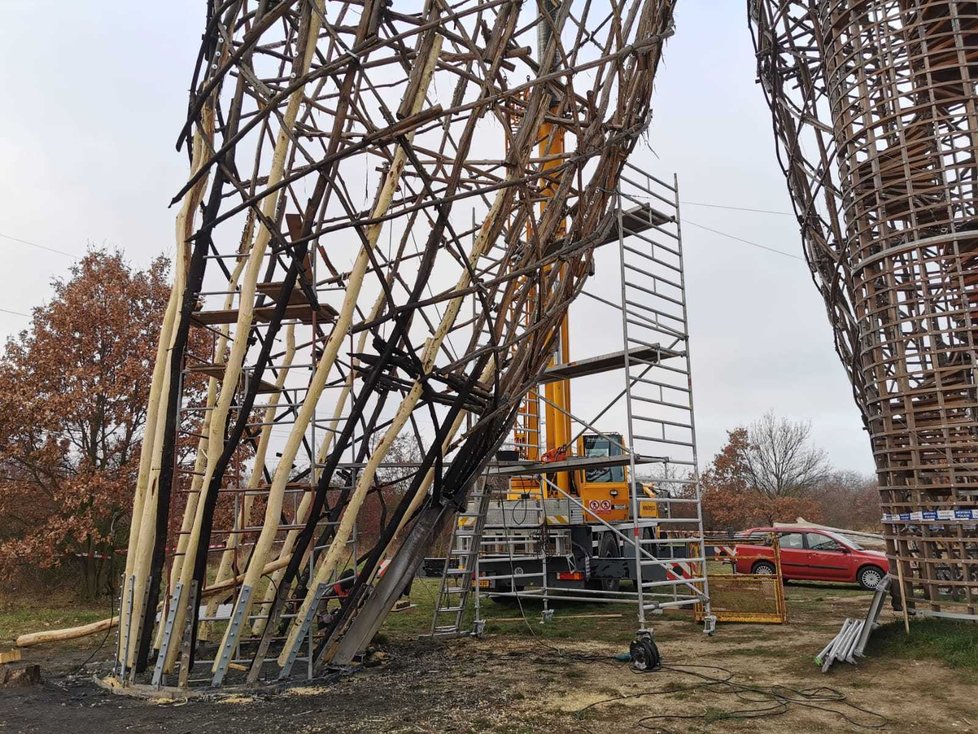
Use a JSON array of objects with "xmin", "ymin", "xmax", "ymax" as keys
[{"xmin": 816, "ymin": 576, "xmax": 892, "ymax": 672}]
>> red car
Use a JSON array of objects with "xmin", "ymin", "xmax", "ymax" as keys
[{"xmin": 733, "ymin": 527, "xmax": 889, "ymax": 590}]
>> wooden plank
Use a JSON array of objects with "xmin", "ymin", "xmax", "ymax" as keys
[
  {"xmin": 0, "ymin": 650, "xmax": 22, "ymax": 664},
  {"xmin": 191, "ymin": 302, "xmax": 337, "ymax": 326},
  {"xmin": 538, "ymin": 345, "xmax": 680, "ymax": 383}
]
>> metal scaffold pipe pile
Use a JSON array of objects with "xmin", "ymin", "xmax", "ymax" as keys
[
  {"xmin": 751, "ymin": 0, "xmax": 978, "ymax": 620},
  {"xmin": 114, "ymin": 0, "xmax": 681, "ymax": 688}
]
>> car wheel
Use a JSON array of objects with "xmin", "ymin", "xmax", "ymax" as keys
[
  {"xmin": 751, "ymin": 561, "xmax": 776, "ymax": 576},
  {"xmin": 857, "ymin": 565, "xmax": 885, "ymax": 590}
]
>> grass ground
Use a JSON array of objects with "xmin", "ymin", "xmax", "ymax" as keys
[
  {"xmin": 868, "ymin": 618, "xmax": 978, "ymax": 670},
  {"xmin": 381, "ymin": 578, "xmax": 641, "ymax": 645},
  {"xmin": 0, "ymin": 593, "xmax": 107, "ymax": 641}
]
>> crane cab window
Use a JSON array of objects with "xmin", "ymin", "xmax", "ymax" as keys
[{"xmin": 582, "ymin": 434, "xmax": 624, "ymax": 483}]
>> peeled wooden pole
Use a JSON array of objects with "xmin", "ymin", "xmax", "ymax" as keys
[
  {"xmin": 326, "ymin": 130, "xmax": 627, "ymax": 657},
  {"xmin": 160, "ymin": 4, "xmax": 329, "ymax": 668},
  {"xmin": 121, "ymin": 104, "xmax": 216, "ymax": 665},
  {"xmin": 242, "ymin": 6, "xmax": 425, "ymax": 632},
  {"xmin": 329, "ymin": 280, "xmax": 580, "ymax": 665},
  {"xmin": 154, "ymin": 244, "xmax": 251, "ymax": 653},
  {"xmin": 207, "ymin": 322, "xmax": 296, "ymax": 593},
  {"xmin": 392, "ymin": 380, "xmax": 485, "ymax": 537},
  {"xmin": 213, "ymin": 30, "xmax": 444, "ymax": 669},
  {"xmin": 16, "ymin": 557, "xmax": 294, "ymax": 648},
  {"xmin": 278, "ymin": 143, "xmax": 516, "ymax": 660},
  {"xmin": 250, "ymin": 282, "xmax": 397, "ymax": 636},
  {"xmin": 204, "ymin": 323, "xmax": 297, "ymax": 640},
  {"xmin": 17, "ymin": 618, "xmax": 120, "ymax": 648},
  {"xmin": 362, "ymin": 289, "xmax": 550, "ymax": 586},
  {"xmin": 152, "ymin": 379, "xmax": 214, "ymax": 652},
  {"xmin": 277, "ymin": 22, "xmax": 570, "ymax": 655}
]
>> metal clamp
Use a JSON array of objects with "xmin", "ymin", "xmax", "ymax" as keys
[
  {"xmin": 151, "ymin": 581, "xmax": 184, "ymax": 687},
  {"xmin": 278, "ymin": 583, "xmax": 330, "ymax": 680},
  {"xmin": 212, "ymin": 585, "xmax": 252, "ymax": 686}
]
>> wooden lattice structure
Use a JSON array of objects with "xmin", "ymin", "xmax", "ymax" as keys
[
  {"xmin": 115, "ymin": 0, "xmax": 680, "ymax": 688},
  {"xmin": 751, "ymin": 0, "xmax": 978, "ymax": 619}
]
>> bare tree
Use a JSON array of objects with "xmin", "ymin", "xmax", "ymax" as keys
[
  {"xmin": 813, "ymin": 470, "xmax": 881, "ymax": 530},
  {"xmin": 636, "ymin": 461, "xmax": 691, "ymax": 497},
  {"xmin": 745, "ymin": 412, "xmax": 829, "ymax": 499}
]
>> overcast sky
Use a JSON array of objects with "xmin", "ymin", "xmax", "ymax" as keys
[{"xmin": 0, "ymin": 2, "xmax": 875, "ymax": 474}]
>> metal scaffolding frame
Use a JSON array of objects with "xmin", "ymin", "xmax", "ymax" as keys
[{"xmin": 432, "ymin": 165, "xmax": 713, "ymax": 638}]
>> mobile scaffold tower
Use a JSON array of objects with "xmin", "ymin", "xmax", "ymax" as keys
[
  {"xmin": 429, "ymin": 164, "xmax": 713, "ymax": 642},
  {"xmin": 115, "ymin": 0, "xmax": 681, "ymax": 689},
  {"xmin": 752, "ymin": 0, "xmax": 978, "ymax": 619}
]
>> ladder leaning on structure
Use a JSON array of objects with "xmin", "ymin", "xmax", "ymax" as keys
[{"xmin": 429, "ymin": 479, "xmax": 492, "ymax": 637}]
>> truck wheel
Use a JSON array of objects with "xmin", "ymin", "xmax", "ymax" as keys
[
  {"xmin": 857, "ymin": 565, "xmax": 885, "ymax": 590},
  {"xmin": 599, "ymin": 534, "xmax": 621, "ymax": 594},
  {"xmin": 751, "ymin": 561, "xmax": 776, "ymax": 576}
]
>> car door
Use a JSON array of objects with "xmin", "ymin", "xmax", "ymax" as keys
[
  {"xmin": 803, "ymin": 532, "xmax": 850, "ymax": 581},
  {"xmin": 776, "ymin": 532, "xmax": 807, "ymax": 578}
]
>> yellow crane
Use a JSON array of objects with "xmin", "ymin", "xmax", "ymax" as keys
[{"xmin": 507, "ymin": 0, "xmax": 654, "ymax": 524}]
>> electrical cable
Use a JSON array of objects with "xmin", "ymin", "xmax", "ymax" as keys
[
  {"xmin": 0, "ymin": 231, "xmax": 76, "ymax": 258},
  {"xmin": 71, "ymin": 587, "xmax": 116, "ymax": 676},
  {"xmin": 681, "ymin": 218, "xmax": 805, "ymax": 261},
  {"xmin": 485, "ymin": 504, "xmax": 884, "ymax": 730},
  {"xmin": 681, "ymin": 201, "xmax": 795, "ymax": 217},
  {"xmin": 572, "ymin": 662, "xmax": 888, "ymax": 731},
  {"xmin": 623, "ymin": 192, "xmax": 804, "ymax": 260},
  {"xmin": 491, "ymin": 489, "xmax": 633, "ymax": 667},
  {"xmin": 464, "ymin": 469, "xmax": 886, "ymax": 731}
]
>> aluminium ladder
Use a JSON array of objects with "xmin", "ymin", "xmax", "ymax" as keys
[{"xmin": 429, "ymin": 478, "xmax": 492, "ymax": 637}]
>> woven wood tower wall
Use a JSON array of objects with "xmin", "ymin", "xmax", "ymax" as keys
[{"xmin": 753, "ymin": 0, "xmax": 978, "ymax": 618}]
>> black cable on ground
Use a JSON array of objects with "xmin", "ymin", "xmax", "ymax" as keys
[
  {"xmin": 483, "ymin": 493, "xmax": 675, "ymax": 672},
  {"xmin": 72, "ymin": 587, "xmax": 116, "ymax": 676},
  {"xmin": 495, "ymin": 495, "xmax": 620, "ymax": 667},
  {"xmin": 573, "ymin": 662, "xmax": 888, "ymax": 731}
]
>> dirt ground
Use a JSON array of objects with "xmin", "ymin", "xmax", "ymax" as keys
[{"xmin": 1, "ymin": 584, "xmax": 976, "ymax": 733}]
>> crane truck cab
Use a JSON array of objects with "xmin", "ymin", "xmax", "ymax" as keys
[
  {"xmin": 504, "ymin": 431, "xmax": 658, "ymax": 522},
  {"xmin": 574, "ymin": 432, "xmax": 658, "ymax": 522}
]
